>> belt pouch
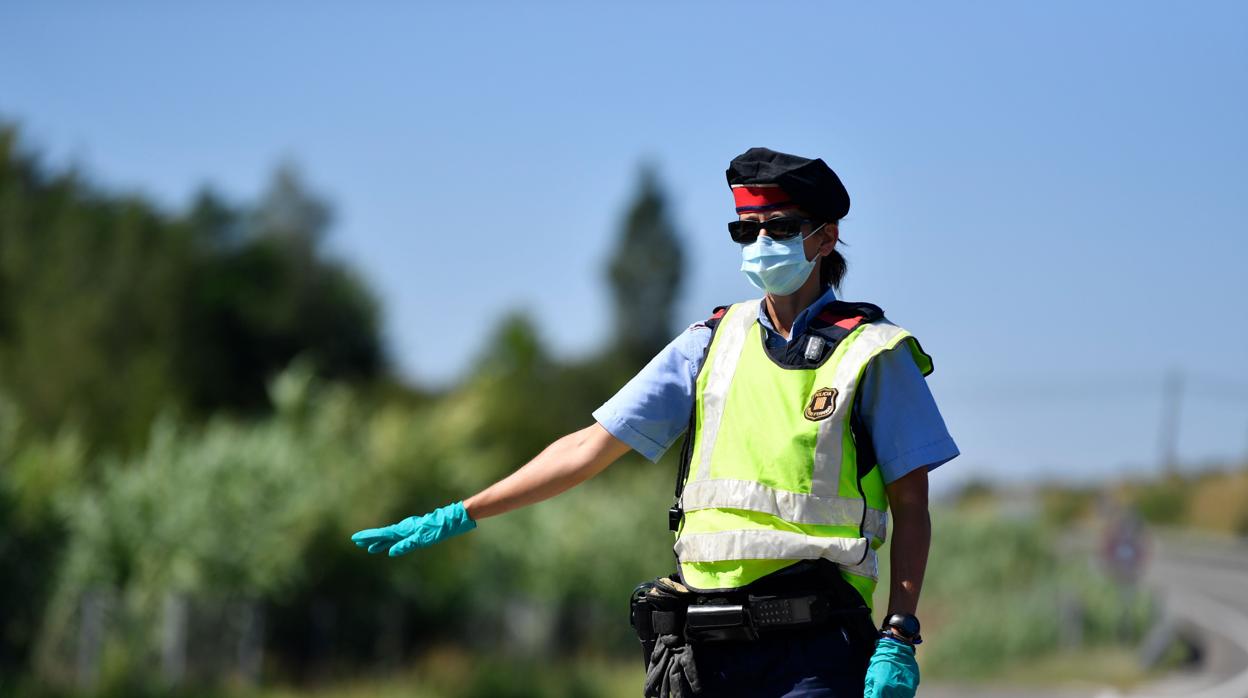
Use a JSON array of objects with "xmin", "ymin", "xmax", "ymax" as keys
[
  {"xmin": 684, "ymin": 603, "xmax": 758, "ymax": 643},
  {"xmin": 630, "ymin": 577, "xmax": 691, "ymax": 664}
]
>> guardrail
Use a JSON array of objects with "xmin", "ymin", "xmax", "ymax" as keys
[{"xmin": 1120, "ymin": 534, "xmax": 1248, "ymax": 698}]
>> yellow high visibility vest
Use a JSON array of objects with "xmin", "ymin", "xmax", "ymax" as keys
[{"xmin": 675, "ymin": 298, "xmax": 932, "ymax": 610}]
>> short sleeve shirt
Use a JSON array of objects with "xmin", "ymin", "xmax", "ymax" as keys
[{"xmin": 592, "ymin": 287, "xmax": 959, "ymax": 484}]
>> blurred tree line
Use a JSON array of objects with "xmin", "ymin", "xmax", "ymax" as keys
[
  {"xmin": 0, "ymin": 126, "xmax": 385, "ymax": 453},
  {"xmin": 0, "ymin": 123, "xmax": 688, "ymax": 693}
]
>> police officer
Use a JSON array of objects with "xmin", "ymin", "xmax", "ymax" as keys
[{"xmin": 353, "ymin": 147, "xmax": 959, "ymax": 697}]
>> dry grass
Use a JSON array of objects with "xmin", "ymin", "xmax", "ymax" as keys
[{"xmin": 1186, "ymin": 468, "xmax": 1248, "ymax": 534}]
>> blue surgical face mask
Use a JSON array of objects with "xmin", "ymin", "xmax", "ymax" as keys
[{"xmin": 739, "ymin": 223, "xmax": 825, "ymax": 296}]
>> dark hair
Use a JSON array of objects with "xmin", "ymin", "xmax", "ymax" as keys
[{"xmin": 818, "ymin": 220, "xmax": 847, "ymax": 290}]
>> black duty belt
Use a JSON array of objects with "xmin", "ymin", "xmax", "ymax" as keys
[
  {"xmin": 683, "ymin": 592, "xmax": 868, "ymax": 643},
  {"xmin": 634, "ymin": 586, "xmax": 869, "ymax": 646},
  {"xmin": 631, "ymin": 560, "xmax": 874, "ymax": 651}
]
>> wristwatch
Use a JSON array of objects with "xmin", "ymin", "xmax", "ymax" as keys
[{"xmin": 881, "ymin": 612, "xmax": 922, "ymax": 645}]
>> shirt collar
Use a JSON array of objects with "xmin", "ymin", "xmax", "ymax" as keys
[{"xmin": 756, "ymin": 285, "xmax": 839, "ymax": 343}]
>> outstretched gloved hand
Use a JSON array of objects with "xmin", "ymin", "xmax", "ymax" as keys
[
  {"xmin": 351, "ymin": 501, "xmax": 477, "ymax": 556},
  {"xmin": 864, "ymin": 636, "xmax": 920, "ymax": 698}
]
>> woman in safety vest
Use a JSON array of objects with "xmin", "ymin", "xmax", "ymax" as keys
[{"xmin": 353, "ymin": 147, "xmax": 959, "ymax": 698}]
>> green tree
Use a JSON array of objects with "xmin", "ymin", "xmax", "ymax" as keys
[
  {"xmin": 606, "ymin": 165, "xmax": 685, "ymax": 366},
  {"xmin": 177, "ymin": 167, "xmax": 385, "ymax": 414},
  {"xmin": 0, "ymin": 128, "xmax": 191, "ymax": 448},
  {"xmin": 0, "ymin": 126, "xmax": 386, "ymax": 449}
]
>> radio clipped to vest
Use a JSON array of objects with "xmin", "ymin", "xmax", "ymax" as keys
[
  {"xmin": 669, "ymin": 334, "xmax": 708, "ymax": 532},
  {"xmin": 669, "ymin": 425, "xmax": 693, "ymax": 532}
]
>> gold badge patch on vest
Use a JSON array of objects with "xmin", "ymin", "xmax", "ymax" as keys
[{"xmin": 803, "ymin": 387, "xmax": 838, "ymax": 421}]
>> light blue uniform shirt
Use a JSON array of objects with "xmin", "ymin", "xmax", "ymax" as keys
[{"xmin": 592, "ymin": 287, "xmax": 958, "ymax": 484}]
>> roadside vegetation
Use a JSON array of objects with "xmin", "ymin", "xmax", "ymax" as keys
[{"xmin": 898, "ymin": 499, "xmax": 1161, "ymax": 685}]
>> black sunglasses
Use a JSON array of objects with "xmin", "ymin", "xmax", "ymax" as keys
[{"xmin": 727, "ymin": 217, "xmax": 817, "ymax": 244}]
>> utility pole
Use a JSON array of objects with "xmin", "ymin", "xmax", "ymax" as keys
[
  {"xmin": 1242, "ymin": 419, "xmax": 1248, "ymax": 469},
  {"xmin": 1158, "ymin": 369, "xmax": 1183, "ymax": 477}
]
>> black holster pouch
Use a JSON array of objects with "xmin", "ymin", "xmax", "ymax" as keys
[
  {"xmin": 630, "ymin": 575, "xmax": 693, "ymax": 663},
  {"xmin": 631, "ymin": 575, "xmax": 703, "ymax": 698}
]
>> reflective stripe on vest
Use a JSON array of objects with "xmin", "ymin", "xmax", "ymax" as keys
[
  {"xmin": 680, "ymin": 478, "xmax": 888, "ymax": 541},
  {"xmin": 674, "ymin": 528, "xmax": 868, "ymax": 563},
  {"xmin": 675, "ymin": 299, "xmax": 921, "ymax": 585}
]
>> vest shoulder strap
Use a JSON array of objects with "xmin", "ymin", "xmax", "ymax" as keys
[{"xmin": 671, "ymin": 302, "xmax": 744, "ymax": 531}]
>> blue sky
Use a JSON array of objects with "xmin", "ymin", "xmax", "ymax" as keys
[{"xmin": 3, "ymin": 2, "xmax": 1246, "ymax": 491}]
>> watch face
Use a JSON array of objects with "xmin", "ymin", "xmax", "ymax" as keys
[{"xmin": 887, "ymin": 614, "xmax": 920, "ymax": 637}]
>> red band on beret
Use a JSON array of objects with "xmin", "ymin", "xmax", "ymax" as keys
[{"xmin": 732, "ymin": 184, "xmax": 793, "ymax": 212}]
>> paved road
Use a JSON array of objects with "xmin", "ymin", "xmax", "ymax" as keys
[{"xmin": 923, "ymin": 531, "xmax": 1248, "ymax": 698}]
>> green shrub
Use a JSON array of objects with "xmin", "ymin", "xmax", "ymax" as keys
[{"xmin": 905, "ymin": 508, "xmax": 1158, "ymax": 680}]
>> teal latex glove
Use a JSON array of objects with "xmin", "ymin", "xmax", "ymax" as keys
[
  {"xmin": 351, "ymin": 501, "xmax": 477, "ymax": 557},
  {"xmin": 864, "ymin": 636, "xmax": 920, "ymax": 698}
]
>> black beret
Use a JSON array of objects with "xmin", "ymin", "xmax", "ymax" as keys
[{"xmin": 726, "ymin": 147, "xmax": 850, "ymax": 222}]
